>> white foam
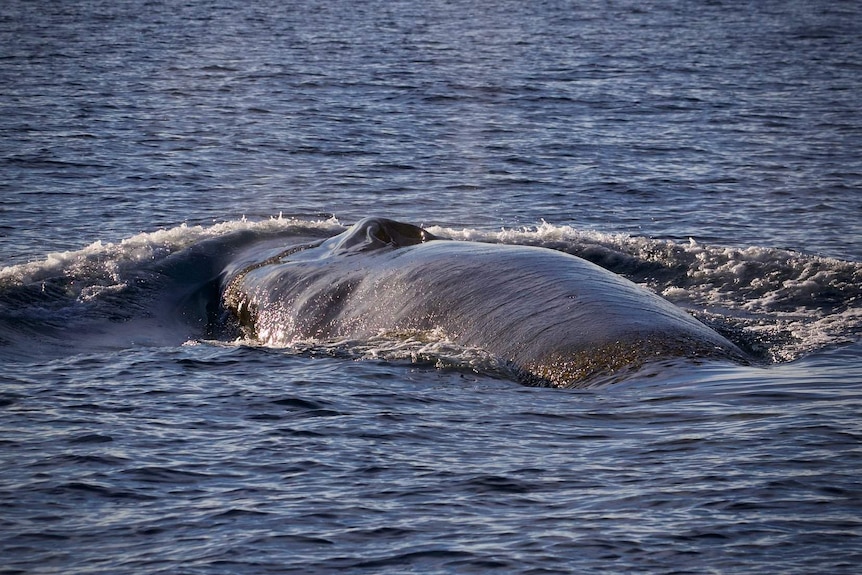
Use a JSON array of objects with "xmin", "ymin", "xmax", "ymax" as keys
[
  {"xmin": 0, "ymin": 215, "xmax": 344, "ymax": 287},
  {"xmin": 428, "ymin": 219, "xmax": 625, "ymax": 247},
  {"xmin": 242, "ymin": 328, "xmax": 520, "ymax": 381}
]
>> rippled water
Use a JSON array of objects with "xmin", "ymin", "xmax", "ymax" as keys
[
  {"xmin": 4, "ymin": 345, "xmax": 862, "ymax": 574},
  {"xmin": 3, "ymin": 0, "xmax": 861, "ymax": 262},
  {"xmin": 2, "ymin": 0, "xmax": 862, "ymax": 573}
]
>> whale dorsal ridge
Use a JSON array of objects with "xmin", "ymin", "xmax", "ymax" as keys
[{"xmin": 328, "ymin": 217, "xmax": 438, "ymax": 255}]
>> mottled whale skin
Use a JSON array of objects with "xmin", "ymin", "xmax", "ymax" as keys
[{"xmin": 221, "ymin": 217, "xmax": 746, "ymax": 386}]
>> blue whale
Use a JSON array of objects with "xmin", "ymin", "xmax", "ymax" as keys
[{"xmin": 220, "ymin": 217, "xmax": 747, "ymax": 386}]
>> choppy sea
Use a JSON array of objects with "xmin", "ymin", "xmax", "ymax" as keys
[{"xmin": 2, "ymin": 1, "xmax": 861, "ymax": 573}]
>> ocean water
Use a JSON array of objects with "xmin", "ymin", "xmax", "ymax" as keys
[{"xmin": 2, "ymin": 0, "xmax": 861, "ymax": 573}]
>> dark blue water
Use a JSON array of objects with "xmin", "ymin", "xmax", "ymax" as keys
[{"xmin": 2, "ymin": 1, "xmax": 861, "ymax": 573}]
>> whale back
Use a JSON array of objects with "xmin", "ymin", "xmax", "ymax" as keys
[{"xmin": 222, "ymin": 218, "xmax": 746, "ymax": 386}]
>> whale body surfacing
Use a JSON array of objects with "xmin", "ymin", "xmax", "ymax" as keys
[{"xmin": 220, "ymin": 217, "xmax": 746, "ymax": 387}]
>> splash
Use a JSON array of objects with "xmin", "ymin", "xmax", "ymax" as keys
[{"xmin": 0, "ymin": 215, "xmax": 343, "ymax": 289}]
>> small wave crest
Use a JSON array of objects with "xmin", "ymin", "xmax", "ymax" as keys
[{"xmin": 0, "ymin": 215, "xmax": 343, "ymax": 289}]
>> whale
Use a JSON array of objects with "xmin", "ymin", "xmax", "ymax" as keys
[{"xmin": 218, "ymin": 217, "xmax": 747, "ymax": 387}]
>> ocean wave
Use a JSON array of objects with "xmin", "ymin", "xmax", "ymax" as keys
[{"xmin": 0, "ymin": 215, "xmax": 343, "ymax": 287}]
